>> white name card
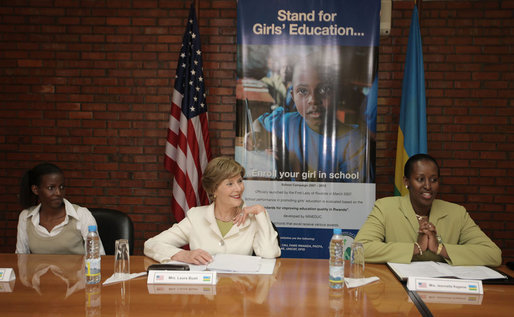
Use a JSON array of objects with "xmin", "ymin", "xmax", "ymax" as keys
[
  {"xmin": 147, "ymin": 270, "xmax": 217, "ymax": 285},
  {"xmin": 0, "ymin": 268, "xmax": 16, "ymax": 282},
  {"xmin": 407, "ymin": 276, "xmax": 483, "ymax": 294}
]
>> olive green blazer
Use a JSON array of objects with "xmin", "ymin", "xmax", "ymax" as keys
[{"xmin": 355, "ymin": 195, "xmax": 502, "ymax": 266}]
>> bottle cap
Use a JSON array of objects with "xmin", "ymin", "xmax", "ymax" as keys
[
  {"xmin": 333, "ymin": 228, "xmax": 342, "ymax": 235},
  {"xmin": 88, "ymin": 225, "xmax": 97, "ymax": 232}
]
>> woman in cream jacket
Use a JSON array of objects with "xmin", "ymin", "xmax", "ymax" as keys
[{"xmin": 144, "ymin": 157, "xmax": 281, "ymax": 264}]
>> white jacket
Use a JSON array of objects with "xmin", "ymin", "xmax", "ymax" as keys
[{"xmin": 144, "ymin": 203, "xmax": 281, "ymax": 263}]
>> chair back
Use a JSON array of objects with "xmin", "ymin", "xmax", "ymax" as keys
[
  {"xmin": 89, "ymin": 208, "xmax": 134, "ymax": 255},
  {"xmin": 272, "ymin": 222, "xmax": 281, "ymax": 248}
]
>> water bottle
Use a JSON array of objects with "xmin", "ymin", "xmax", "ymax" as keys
[
  {"xmin": 329, "ymin": 228, "xmax": 344, "ymax": 289},
  {"xmin": 85, "ymin": 225, "xmax": 101, "ymax": 284}
]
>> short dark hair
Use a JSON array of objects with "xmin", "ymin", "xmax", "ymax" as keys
[
  {"xmin": 19, "ymin": 163, "xmax": 63, "ymax": 208},
  {"xmin": 404, "ymin": 154, "xmax": 440, "ymax": 178}
]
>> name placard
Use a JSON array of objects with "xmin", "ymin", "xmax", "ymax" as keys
[
  {"xmin": 0, "ymin": 268, "xmax": 16, "ymax": 282},
  {"xmin": 407, "ymin": 277, "xmax": 483, "ymax": 294},
  {"xmin": 147, "ymin": 270, "xmax": 217, "ymax": 285}
]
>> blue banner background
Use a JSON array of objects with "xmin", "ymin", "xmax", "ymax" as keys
[
  {"xmin": 237, "ymin": 0, "xmax": 380, "ymax": 47},
  {"xmin": 277, "ymin": 227, "xmax": 358, "ymax": 259},
  {"xmin": 237, "ymin": 0, "xmax": 380, "ymax": 258}
]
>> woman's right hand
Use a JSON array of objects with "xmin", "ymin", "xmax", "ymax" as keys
[
  {"xmin": 171, "ymin": 249, "xmax": 213, "ymax": 265},
  {"xmin": 233, "ymin": 204, "xmax": 266, "ymax": 227}
]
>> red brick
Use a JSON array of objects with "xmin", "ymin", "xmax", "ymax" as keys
[
  {"xmin": 17, "ymin": 59, "xmax": 42, "ymax": 67},
  {"xmin": 106, "ymin": 17, "xmax": 130, "ymax": 25},
  {"xmin": 0, "ymin": 1, "xmax": 512, "ymax": 259}
]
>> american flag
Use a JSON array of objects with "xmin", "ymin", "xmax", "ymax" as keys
[{"xmin": 165, "ymin": 4, "xmax": 211, "ymax": 222}]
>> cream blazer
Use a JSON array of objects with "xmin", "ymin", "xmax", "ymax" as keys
[
  {"xmin": 355, "ymin": 195, "xmax": 502, "ymax": 266},
  {"xmin": 144, "ymin": 203, "xmax": 281, "ymax": 263}
]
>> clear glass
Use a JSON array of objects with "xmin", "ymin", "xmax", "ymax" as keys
[
  {"xmin": 114, "ymin": 239, "xmax": 130, "ymax": 278},
  {"xmin": 350, "ymin": 241, "xmax": 365, "ymax": 278}
]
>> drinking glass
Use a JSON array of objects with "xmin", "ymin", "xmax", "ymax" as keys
[
  {"xmin": 350, "ymin": 241, "xmax": 365, "ymax": 278},
  {"xmin": 114, "ymin": 239, "xmax": 130, "ymax": 278}
]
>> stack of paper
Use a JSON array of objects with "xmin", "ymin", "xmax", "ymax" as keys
[
  {"xmin": 387, "ymin": 261, "xmax": 506, "ymax": 281},
  {"xmin": 167, "ymin": 254, "xmax": 276, "ymax": 274},
  {"xmin": 206, "ymin": 254, "xmax": 261, "ymax": 272}
]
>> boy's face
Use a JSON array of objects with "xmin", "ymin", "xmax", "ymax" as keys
[{"xmin": 291, "ymin": 64, "xmax": 333, "ymax": 133}]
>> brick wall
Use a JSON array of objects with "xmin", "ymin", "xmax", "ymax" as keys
[{"xmin": 0, "ymin": 0, "xmax": 512, "ymax": 262}]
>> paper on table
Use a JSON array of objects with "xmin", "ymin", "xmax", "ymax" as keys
[
  {"xmin": 344, "ymin": 277, "xmax": 380, "ymax": 288},
  {"xmin": 103, "ymin": 272, "xmax": 147, "ymax": 286},
  {"xmin": 442, "ymin": 265, "xmax": 506, "ymax": 280},
  {"xmin": 202, "ymin": 258, "xmax": 275, "ymax": 275},
  {"xmin": 207, "ymin": 254, "xmax": 261, "ymax": 272},
  {"xmin": 387, "ymin": 261, "xmax": 506, "ymax": 281},
  {"xmin": 164, "ymin": 254, "xmax": 275, "ymax": 274}
]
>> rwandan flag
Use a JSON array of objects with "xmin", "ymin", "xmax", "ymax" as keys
[{"xmin": 394, "ymin": 5, "xmax": 427, "ymax": 196}]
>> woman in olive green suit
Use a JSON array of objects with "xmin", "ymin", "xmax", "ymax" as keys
[{"xmin": 355, "ymin": 154, "xmax": 501, "ymax": 266}]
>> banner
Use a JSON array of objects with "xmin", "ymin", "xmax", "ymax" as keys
[{"xmin": 236, "ymin": 0, "xmax": 380, "ymax": 258}]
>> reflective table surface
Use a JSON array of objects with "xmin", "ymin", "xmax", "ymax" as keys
[
  {"xmin": 1, "ymin": 253, "xmax": 512, "ymax": 316},
  {"xmin": 0, "ymin": 254, "xmax": 420, "ymax": 316}
]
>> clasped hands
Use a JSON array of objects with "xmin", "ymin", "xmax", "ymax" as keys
[
  {"xmin": 171, "ymin": 205, "xmax": 266, "ymax": 265},
  {"xmin": 415, "ymin": 218, "xmax": 443, "ymax": 257}
]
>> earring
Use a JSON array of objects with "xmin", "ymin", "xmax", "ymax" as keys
[
  {"xmin": 213, "ymin": 194, "xmax": 217, "ymax": 200},
  {"xmin": 405, "ymin": 185, "xmax": 409, "ymax": 189}
]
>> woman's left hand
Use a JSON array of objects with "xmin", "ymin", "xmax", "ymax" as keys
[{"xmin": 233, "ymin": 204, "xmax": 266, "ymax": 226}]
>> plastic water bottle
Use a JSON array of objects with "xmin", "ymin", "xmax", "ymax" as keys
[
  {"xmin": 85, "ymin": 225, "xmax": 101, "ymax": 284},
  {"xmin": 329, "ymin": 228, "xmax": 344, "ymax": 289}
]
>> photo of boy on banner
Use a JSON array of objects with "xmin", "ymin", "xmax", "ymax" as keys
[{"xmin": 238, "ymin": 45, "xmax": 376, "ymax": 183}]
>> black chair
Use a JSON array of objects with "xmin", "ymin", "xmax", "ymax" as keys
[
  {"xmin": 89, "ymin": 208, "xmax": 134, "ymax": 255},
  {"xmin": 272, "ymin": 222, "xmax": 281, "ymax": 248}
]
